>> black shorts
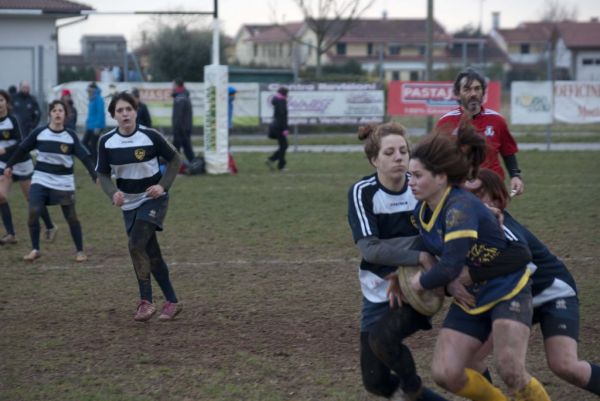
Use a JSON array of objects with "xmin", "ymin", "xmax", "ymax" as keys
[
  {"xmin": 533, "ymin": 296, "xmax": 579, "ymax": 341},
  {"xmin": 122, "ymin": 195, "xmax": 169, "ymax": 235},
  {"xmin": 443, "ymin": 283, "xmax": 533, "ymax": 342},
  {"xmin": 0, "ymin": 167, "xmax": 32, "ymax": 182},
  {"xmin": 29, "ymin": 183, "xmax": 75, "ymax": 209}
]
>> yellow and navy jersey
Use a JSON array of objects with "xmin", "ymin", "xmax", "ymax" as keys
[
  {"xmin": 12, "ymin": 125, "xmax": 94, "ymax": 191},
  {"xmin": 97, "ymin": 125, "xmax": 177, "ymax": 211},
  {"xmin": 414, "ymin": 186, "xmax": 530, "ymax": 315},
  {"xmin": 0, "ymin": 114, "xmax": 33, "ymax": 176},
  {"xmin": 502, "ymin": 211, "xmax": 577, "ymax": 307},
  {"xmin": 348, "ymin": 174, "xmax": 419, "ymax": 277}
]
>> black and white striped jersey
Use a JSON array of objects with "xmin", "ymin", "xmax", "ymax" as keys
[
  {"xmin": 14, "ymin": 125, "xmax": 94, "ymax": 190},
  {"xmin": 348, "ymin": 174, "xmax": 420, "ymax": 302},
  {"xmin": 96, "ymin": 125, "xmax": 177, "ymax": 211},
  {"xmin": 0, "ymin": 114, "xmax": 34, "ymax": 176}
]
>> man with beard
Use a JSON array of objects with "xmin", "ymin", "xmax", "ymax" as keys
[
  {"xmin": 436, "ymin": 69, "xmax": 524, "ymax": 197},
  {"xmin": 12, "ymin": 81, "xmax": 41, "ymax": 136}
]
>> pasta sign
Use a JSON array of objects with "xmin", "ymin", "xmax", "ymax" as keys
[{"xmin": 387, "ymin": 81, "xmax": 501, "ymax": 116}]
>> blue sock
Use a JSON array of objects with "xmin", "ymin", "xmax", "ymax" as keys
[
  {"xmin": 0, "ymin": 202, "xmax": 14, "ymax": 235},
  {"xmin": 585, "ymin": 363, "xmax": 600, "ymax": 395},
  {"xmin": 419, "ymin": 387, "xmax": 449, "ymax": 401}
]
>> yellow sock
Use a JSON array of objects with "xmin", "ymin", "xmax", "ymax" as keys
[
  {"xmin": 513, "ymin": 377, "xmax": 551, "ymax": 401},
  {"xmin": 456, "ymin": 368, "xmax": 509, "ymax": 401}
]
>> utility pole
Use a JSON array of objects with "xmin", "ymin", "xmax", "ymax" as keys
[{"xmin": 425, "ymin": 0, "xmax": 434, "ymax": 132}]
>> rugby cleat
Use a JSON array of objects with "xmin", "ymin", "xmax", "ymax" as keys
[
  {"xmin": 158, "ymin": 302, "xmax": 182, "ymax": 321},
  {"xmin": 134, "ymin": 300, "xmax": 156, "ymax": 322},
  {"xmin": 44, "ymin": 225, "xmax": 58, "ymax": 242},
  {"xmin": 75, "ymin": 251, "xmax": 88, "ymax": 262},
  {"xmin": 23, "ymin": 249, "xmax": 41, "ymax": 261},
  {"xmin": 0, "ymin": 234, "xmax": 18, "ymax": 245}
]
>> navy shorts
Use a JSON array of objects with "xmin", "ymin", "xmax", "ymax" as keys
[
  {"xmin": 122, "ymin": 195, "xmax": 169, "ymax": 235},
  {"xmin": 29, "ymin": 183, "xmax": 75, "ymax": 209},
  {"xmin": 443, "ymin": 283, "xmax": 533, "ymax": 342},
  {"xmin": 533, "ymin": 296, "xmax": 579, "ymax": 341},
  {"xmin": 361, "ymin": 297, "xmax": 391, "ymax": 332}
]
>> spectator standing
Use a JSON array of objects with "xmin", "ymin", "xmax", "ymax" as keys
[
  {"xmin": 436, "ymin": 68, "xmax": 524, "ymax": 196},
  {"xmin": 82, "ymin": 82, "xmax": 105, "ymax": 161},
  {"xmin": 61, "ymin": 89, "xmax": 78, "ymax": 131},
  {"xmin": 171, "ymin": 78, "xmax": 195, "ymax": 163},
  {"xmin": 12, "ymin": 80, "xmax": 41, "ymax": 137},
  {"xmin": 266, "ymin": 87, "xmax": 289, "ymax": 172},
  {"xmin": 131, "ymin": 88, "xmax": 152, "ymax": 128},
  {"xmin": 227, "ymin": 86, "xmax": 237, "ymax": 130}
]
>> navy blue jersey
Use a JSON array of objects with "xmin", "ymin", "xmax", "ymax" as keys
[
  {"xmin": 414, "ymin": 186, "xmax": 530, "ymax": 315},
  {"xmin": 13, "ymin": 125, "xmax": 93, "ymax": 191},
  {"xmin": 502, "ymin": 211, "xmax": 577, "ymax": 307},
  {"xmin": 0, "ymin": 114, "xmax": 33, "ymax": 175},
  {"xmin": 97, "ymin": 125, "xmax": 177, "ymax": 211}
]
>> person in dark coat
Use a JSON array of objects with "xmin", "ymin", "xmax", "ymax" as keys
[
  {"xmin": 131, "ymin": 88, "xmax": 152, "ymax": 128},
  {"xmin": 266, "ymin": 87, "xmax": 289, "ymax": 171},
  {"xmin": 171, "ymin": 78, "xmax": 195, "ymax": 163},
  {"xmin": 12, "ymin": 80, "xmax": 41, "ymax": 137},
  {"xmin": 61, "ymin": 89, "xmax": 78, "ymax": 131}
]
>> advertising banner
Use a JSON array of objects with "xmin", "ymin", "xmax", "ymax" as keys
[
  {"xmin": 553, "ymin": 81, "xmax": 600, "ymax": 124},
  {"xmin": 51, "ymin": 81, "xmax": 260, "ymax": 128},
  {"xmin": 260, "ymin": 83, "xmax": 384, "ymax": 125},
  {"xmin": 387, "ymin": 81, "xmax": 501, "ymax": 116},
  {"xmin": 203, "ymin": 64, "xmax": 229, "ymax": 174},
  {"xmin": 511, "ymin": 81, "xmax": 553, "ymax": 125}
]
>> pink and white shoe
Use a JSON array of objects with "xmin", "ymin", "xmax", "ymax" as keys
[
  {"xmin": 158, "ymin": 302, "xmax": 182, "ymax": 321},
  {"xmin": 134, "ymin": 300, "xmax": 156, "ymax": 322}
]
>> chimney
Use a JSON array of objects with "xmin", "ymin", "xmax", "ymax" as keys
[
  {"xmin": 382, "ymin": 10, "xmax": 388, "ymax": 20},
  {"xmin": 591, "ymin": 17, "xmax": 599, "ymax": 23},
  {"xmin": 492, "ymin": 11, "xmax": 500, "ymax": 30}
]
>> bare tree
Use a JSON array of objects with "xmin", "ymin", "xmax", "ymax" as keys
[
  {"xmin": 275, "ymin": 0, "xmax": 374, "ymax": 78},
  {"xmin": 540, "ymin": 0, "xmax": 578, "ymax": 22}
]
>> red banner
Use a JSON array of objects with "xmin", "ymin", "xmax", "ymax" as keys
[{"xmin": 387, "ymin": 81, "xmax": 501, "ymax": 116}]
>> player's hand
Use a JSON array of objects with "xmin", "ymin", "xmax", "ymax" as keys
[
  {"xmin": 384, "ymin": 272, "xmax": 405, "ymax": 308},
  {"xmin": 447, "ymin": 278, "xmax": 475, "ymax": 308},
  {"xmin": 282, "ymin": 130, "xmax": 289, "ymax": 137},
  {"xmin": 510, "ymin": 176, "xmax": 524, "ymax": 197},
  {"xmin": 457, "ymin": 266, "xmax": 474, "ymax": 287},
  {"xmin": 145, "ymin": 184, "xmax": 165, "ymax": 199},
  {"xmin": 418, "ymin": 252, "xmax": 437, "ymax": 271},
  {"xmin": 0, "ymin": 147, "xmax": 5, "ymax": 156},
  {"xmin": 409, "ymin": 270, "xmax": 424, "ymax": 294},
  {"xmin": 484, "ymin": 204, "xmax": 504, "ymax": 226},
  {"xmin": 3, "ymin": 167, "xmax": 12, "ymax": 178},
  {"xmin": 112, "ymin": 191, "xmax": 125, "ymax": 207}
]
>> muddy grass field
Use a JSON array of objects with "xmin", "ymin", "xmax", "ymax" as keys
[{"xmin": 1, "ymin": 151, "xmax": 599, "ymax": 401}]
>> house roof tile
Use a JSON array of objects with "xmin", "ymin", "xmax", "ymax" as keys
[{"xmin": 0, "ymin": 0, "xmax": 92, "ymax": 13}]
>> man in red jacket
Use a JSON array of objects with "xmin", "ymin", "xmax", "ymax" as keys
[{"xmin": 436, "ymin": 69, "xmax": 524, "ymax": 196}]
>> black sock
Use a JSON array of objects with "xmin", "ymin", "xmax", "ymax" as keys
[
  {"xmin": 585, "ymin": 363, "xmax": 600, "ymax": 395},
  {"xmin": 0, "ymin": 202, "xmax": 15, "ymax": 235}
]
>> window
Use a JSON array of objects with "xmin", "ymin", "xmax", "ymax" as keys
[
  {"xmin": 410, "ymin": 71, "xmax": 419, "ymax": 81},
  {"xmin": 392, "ymin": 71, "xmax": 400, "ymax": 80},
  {"xmin": 582, "ymin": 58, "xmax": 593, "ymax": 65},
  {"xmin": 336, "ymin": 42, "xmax": 347, "ymax": 55},
  {"xmin": 520, "ymin": 43, "xmax": 530, "ymax": 54},
  {"xmin": 389, "ymin": 44, "xmax": 401, "ymax": 55},
  {"xmin": 367, "ymin": 43, "xmax": 373, "ymax": 55},
  {"xmin": 419, "ymin": 46, "xmax": 426, "ymax": 56},
  {"xmin": 253, "ymin": 44, "xmax": 258, "ymax": 57}
]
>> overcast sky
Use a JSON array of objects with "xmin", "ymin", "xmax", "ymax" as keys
[{"xmin": 58, "ymin": 0, "xmax": 600, "ymax": 54}]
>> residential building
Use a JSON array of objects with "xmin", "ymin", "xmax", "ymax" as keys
[{"xmin": 0, "ymin": 0, "xmax": 92, "ymax": 97}]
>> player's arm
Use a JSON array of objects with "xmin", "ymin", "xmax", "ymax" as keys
[{"xmin": 357, "ymin": 236, "xmax": 422, "ymax": 267}]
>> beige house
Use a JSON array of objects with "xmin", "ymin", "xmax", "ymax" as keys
[{"xmin": 233, "ymin": 18, "xmax": 454, "ymax": 81}]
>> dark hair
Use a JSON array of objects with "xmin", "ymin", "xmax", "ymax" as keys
[
  {"xmin": 471, "ymin": 168, "xmax": 510, "ymax": 210},
  {"xmin": 412, "ymin": 118, "xmax": 487, "ymax": 185},
  {"xmin": 453, "ymin": 68, "xmax": 487, "ymax": 97},
  {"xmin": 358, "ymin": 122, "xmax": 409, "ymax": 163},
  {"xmin": 88, "ymin": 82, "xmax": 98, "ymax": 89},
  {"xmin": 131, "ymin": 87, "xmax": 140, "ymax": 98},
  {"xmin": 277, "ymin": 87, "xmax": 288, "ymax": 96},
  {"xmin": 174, "ymin": 77, "xmax": 184, "ymax": 87},
  {"xmin": 48, "ymin": 99, "xmax": 66, "ymax": 114},
  {"xmin": 0, "ymin": 90, "xmax": 12, "ymax": 112},
  {"xmin": 108, "ymin": 92, "xmax": 138, "ymax": 117}
]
